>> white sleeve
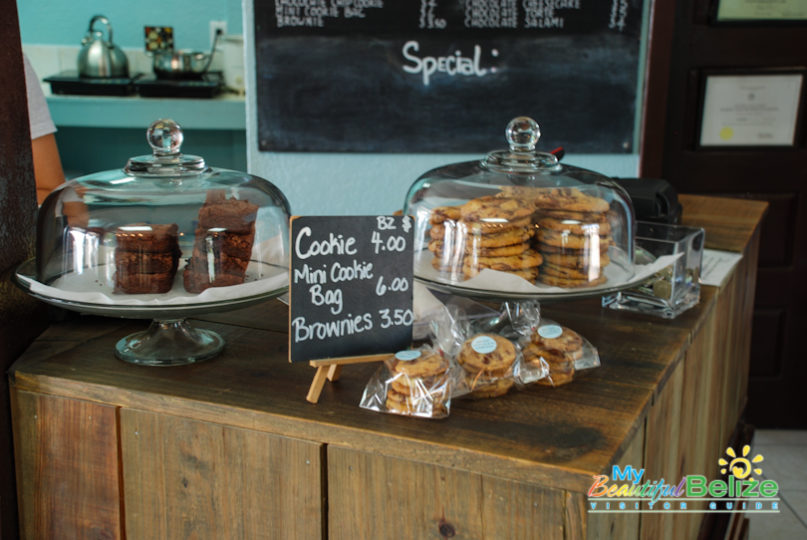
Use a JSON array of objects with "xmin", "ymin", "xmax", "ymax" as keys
[{"xmin": 23, "ymin": 54, "xmax": 57, "ymax": 140}]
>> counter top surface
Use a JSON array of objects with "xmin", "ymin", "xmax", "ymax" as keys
[{"xmin": 10, "ymin": 195, "xmax": 767, "ymax": 493}]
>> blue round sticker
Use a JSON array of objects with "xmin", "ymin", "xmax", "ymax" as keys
[
  {"xmin": 395, "ymin": 350, "xmax": 422, "ymax": 361},
  {"xmin": 471, "ymin": 336, "xmax": 497, "ymax": 354},
  {"xmin": 538, "ymin": 324, "xmax": 563, "ymax": 339}
]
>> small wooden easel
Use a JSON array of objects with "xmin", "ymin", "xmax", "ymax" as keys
[{"xmin": 305, "ymin": 353, "xmax": 390, "ymax": 403}]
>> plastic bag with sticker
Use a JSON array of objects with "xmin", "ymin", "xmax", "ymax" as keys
[
  {"xmin": 423, "ymin": 297, "xmax": 512, "ymax": 398},
  {"xmin": 519, "ymin": 318, "xmax": 600, "ymax": 388},
  {"xmin": 359, "ymin": 345, "xmax": 454, "ymax": 419},
  {"xmin": 499, "ymin": 300, "xmax": 551, "ymax": 386},
  {"xmin": 426, "ymin": 296, "xmax": 550, "ymax": 395},
  {"xmin": 454, "ymin": 332, "xmax": 524, "ymax": 399}
]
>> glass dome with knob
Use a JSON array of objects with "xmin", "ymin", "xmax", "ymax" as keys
[
  {"xmin": 403, "ymin": 116, "xmax": 637, "ymax": 301},
  {"xmin": 16, "ymin": 119, "xmax": 291, "ymax": 366}
]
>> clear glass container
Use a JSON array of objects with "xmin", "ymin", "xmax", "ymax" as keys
[
  {"xmin": 18, "ymin": 119, "xmax": 291, "ymax": 365},
  {"xmin": 403, "ymin": 117, "xmax": 636, "ymax": 300},
  {"xmin": 602, "ymin": 222, "xmax": 705, "ymax": 319}
]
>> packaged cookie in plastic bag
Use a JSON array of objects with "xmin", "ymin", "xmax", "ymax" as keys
[
  {"xmin": 427, "ymin": 296, "xmax": 517, "ymax": 399},
  {"xmin": 359, "ymin": 346, "xmax": 454, "ymax": 419},
  {"xmin": 521, "ymin": 319, "xmax": 600, "ymax": 387},
  {"xmin": 433, "ymin": 297, "xmax": 549, "ymax": 397},
  {"xmin": 499, "ymin": 300, "xmax": 551, "ymax": 386},
  {"xmin": 456, "ymin": 333, "xmax": 519, "ymax": 399}
]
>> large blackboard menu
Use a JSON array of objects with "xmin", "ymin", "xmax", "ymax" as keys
[
  {"xmin": 254, "ymin": 0, "xmax": 646, "ymax": 153},
  {"xmin": 289, "ymin": 215, "xmax": 414, "ymax": 363}
]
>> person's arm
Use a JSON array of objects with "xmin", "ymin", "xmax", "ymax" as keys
[
  {"xmin": 24, "ymin": 53, "xmax": 64, "ymax": 204},
  {"xmin": 32, "ymin": 133, "xmax": 65, "ymax": 204}
]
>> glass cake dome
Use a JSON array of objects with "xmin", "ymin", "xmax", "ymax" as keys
[
  {"xmin": 19, "ymin": 118, "xmax": 291, "ymax": 365},
  {"xmin": 403, "ymin": 116, "xmax": 636, "ymax": 300}
]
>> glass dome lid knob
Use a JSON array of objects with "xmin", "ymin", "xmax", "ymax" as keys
[
  {"xmin": 483, "ymin": 116, "xmax": 559, "ymax": 173},
  {"xmin": 506, "ymin": 116, "xmax": 540, "ymax": 153},
  {"xmin": 148, "ymin": 118, "xmax": 184, "ymax": 156},
  {"xmin": 125, "ymin": 118, "xmax": 207, "ymax": 176}
]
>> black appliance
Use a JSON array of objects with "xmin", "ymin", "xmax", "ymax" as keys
[
  {"xmin": 44, "ymin": 71, "xmax": 224, "ymax": 99},
  {"xmin": 45, "ymin": 71, "xmax": 138, "ymax": 96},
  {"xmin": 611, "ymin": 177, "xmax": 682, "ymax": 224}
]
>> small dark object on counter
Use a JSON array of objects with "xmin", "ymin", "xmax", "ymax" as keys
[{"xmin": 610, "ymin": 177, "xmax": 682, "ymax": 224}]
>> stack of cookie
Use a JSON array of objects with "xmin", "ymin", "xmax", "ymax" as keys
[
  {"xmin": 428, "ymin": 205, "xmax": 464, "ymax": 280},
  {"xmin": 531, "ymin": 187, "xmax": 613, "ymax": 288},
  {"xmin": 113, "ymin": 223, "xmax": 180, "ymax": 294},
  {"xmin": 183, "ymin": 191, "xmax": 258, "ymax": 293},
  {"xmin": 523, "ymin": 324, "xmax": 583, "ymax": 387},
  {"xmin": 457, "ymin": 334, "xmax": 516, "ymax": 399},
  {"xmin": 385, "ymin": 349, "xmax": 450, "ymax": 417},
  {"xmin": 428, "ymin": 195, "xmax": 543, "ymax": 282}
]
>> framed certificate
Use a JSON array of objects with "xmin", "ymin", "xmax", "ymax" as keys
[
  {"xmin": 715, "ymin": 0, "xmax": 807, "ymax": 22},
  {"xmin": 699, "ymin": 72, "xmax": 804, "ymax": 147}
]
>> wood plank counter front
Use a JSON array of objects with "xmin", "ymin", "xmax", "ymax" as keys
[{"xmin": 10, "ymin": 195, "xmax": 767, "ymax": 539}]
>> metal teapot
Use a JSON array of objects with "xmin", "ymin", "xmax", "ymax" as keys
[{"xmin": 77, "ymin": 15, "xmax": 129, "ymax": 78}]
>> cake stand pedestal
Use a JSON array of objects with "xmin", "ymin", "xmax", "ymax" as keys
[{"xmin": 114, "ymin": 318, "xmax": 225, "ymax": 366}]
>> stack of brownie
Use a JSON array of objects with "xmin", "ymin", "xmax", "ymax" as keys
[
  {"xmin": 183, "ymin": 191, "xmax": 258, "ymax": 293},
  {"xmin": 114, "ymin": 223, "xmax": 180, "ymax": 294}
]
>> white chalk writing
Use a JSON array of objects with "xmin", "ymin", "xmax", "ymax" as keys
[{"xmin": 402, "ymin": 40, "xmax": 494, "ymax": 86}]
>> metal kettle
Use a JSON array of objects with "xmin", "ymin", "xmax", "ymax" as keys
[{"xmin": 77, "ymin": 15, "xmax": 129, "ymax": 78}]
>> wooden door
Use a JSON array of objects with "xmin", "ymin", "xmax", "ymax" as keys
[{"xmin": 641, "ymin": 1, "xmax": 807, "ymax": 428}]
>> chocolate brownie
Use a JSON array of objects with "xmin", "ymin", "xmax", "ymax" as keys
[
  {"xmin": 182, "ymin": 246, "xmax": 250, "ymax": 293},
  {"xmin": 188, "ymin": 247, "xmax": 250, "ymax": 278},
  {"xmin": 183, "ymin": 268, "xmax": 245, "ymax": 294},
  {"xmin": 193, "ymin": 227, "xmax": 255, "ymax": 260},
  {"xmin": 113, "ymin": 223, "xmax": 179, "ymax": 294},
  {"xmin": 115, "ymin": 223, "xmax": 179, "ymax": 252},
  {"xmin": 197, "ymin": 190, "xmax": 258, "ymax": 234},
  {"xmin": 114, "ymin": 272, "xmax": 176, "ymax": 294},
  {"xmin": 114, "ymin": 249, "xmax": 178, "ymax": 275}
]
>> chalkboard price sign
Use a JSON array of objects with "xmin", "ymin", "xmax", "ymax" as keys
[{"xmin": 289, "ymin": 215, "xmax": 414, "ymax": 363}]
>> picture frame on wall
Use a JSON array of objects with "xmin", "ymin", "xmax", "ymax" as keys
[
  {"xmin": 712, "ymin": 0, "xmax": 807, "ymax": 23},
  {"xmin": 698, "ymin": 70, "xmax": 804, "ymax": 148}
]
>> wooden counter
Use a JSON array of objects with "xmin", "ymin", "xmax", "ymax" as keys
[{"xmin": 10, "ymin": 195, "xmax": 767, "ymax": 539}]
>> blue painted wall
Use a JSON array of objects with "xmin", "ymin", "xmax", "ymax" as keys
[
  {"xmin": 19, "ymin": 0, "xmax": 646, "ymax": 215},
  {"xmin": 18, "ymin": 0, "xmax": 247, "ymax": 178},
  {"xmin": 17, "ymin": 0, "xmax": 243, "ymax": 50}
]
